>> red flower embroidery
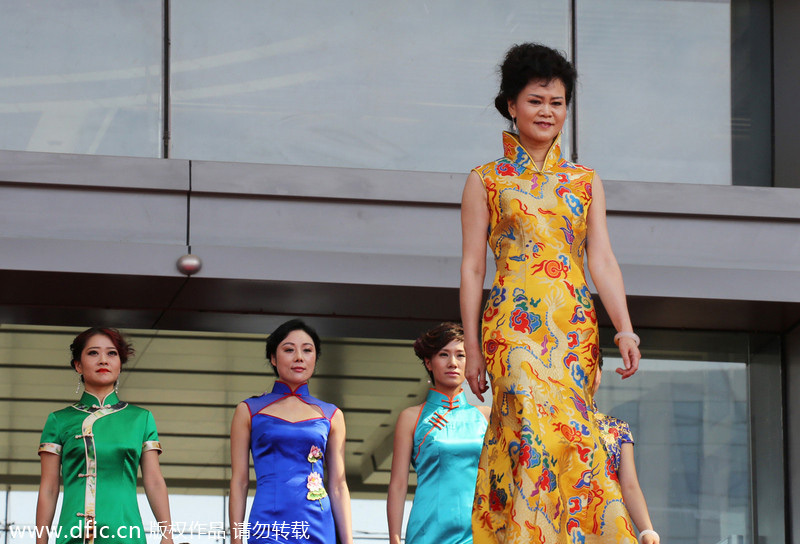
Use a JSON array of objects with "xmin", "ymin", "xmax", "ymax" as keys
[
  {"xmin": 554, "ymin": 422, "xmax": 581, "ymax": 442},
  {"xmin": 511, "ymin": 308, "xmax": 531, "ymax": 333},
  {"xmin": 536, "ymin": 470, "xmax": 553, "ymax": 491},
  {"xmin": 518, "ymin": 443, "xmax": 532, "ymax": 467},
  {"xmin": 496, "ymin": 162, "xmax": 518, "ymax": 176}
]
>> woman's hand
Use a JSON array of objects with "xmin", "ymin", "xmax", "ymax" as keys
[
  {"xmin": 641, "ymin": 534, "xmax": 660, "ymax": 544},
  {"xmin": 465, "ymin": 345, "xmax": 489, "ymax": 401},
  {"xmin": 616, "ymin": 337, "xmax": 641, "ymax": 379},
  {"xmin": 158, "ymin": 523, "xmax": 174, "ymax": 544}
]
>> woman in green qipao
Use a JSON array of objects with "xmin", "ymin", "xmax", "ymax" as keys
[{"xmin": 35, "ymin": 327, "xmax": 174, "ymax": 544}]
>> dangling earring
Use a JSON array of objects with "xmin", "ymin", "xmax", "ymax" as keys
[
  {"xmin": 114, "ymin": 379, "xmax": 119, "ymax": 393},
  {"xmin": 512, "ymin": 117, "xmax": 517, "ymax": 133},
  {"xmin": 75, "ymin": 375, "xmax": 83, "ymax": 394}
]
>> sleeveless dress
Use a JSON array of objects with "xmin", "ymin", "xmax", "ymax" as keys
[
  {"xmin": 471, "ymin": 132, "xmax": 637, "ymax": 543},
  {"xmin": 405, "ymin": 389, "xmax": 488, "ymax": 544},
  {"xmin": 243, "ymin": 381, "xmax": 338, "ymax": 544},
  {"xmin": 38, "ymin": 391, "xmax": 162, "ymax": 544}
]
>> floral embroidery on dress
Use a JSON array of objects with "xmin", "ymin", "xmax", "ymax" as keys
[
  {"xmin": 306, "ymin": 470, "xmax": 327, "ymax": 503},
  {"xmin": 307, "ymin": 444, "xmax": 323, "ymax": 463},
  {"xmin": 306, "ymin": 445, "xmax": 327, "ymax": 507}
]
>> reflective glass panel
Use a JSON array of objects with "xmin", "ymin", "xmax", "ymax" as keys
[
  {"xmin": 576, "ymin": 0, "xmax": 732, "ymax": 184},
  {"xmin": 595, "ymin": 357, "xmax": 750, "ymax": 544},
  {"xmin": 139, "ymin": 494, "xmax": 225, "ymax": 543},
  {"xmin": 6, "ymin": 490, "xmax": 61, "ymax": 543},
  {"xmin": 0, "ymin": 326, "xmax": 763, "ymax": 543},
  {"xmin": 170, "ymin": 0, "xmax": 569, "ymax": 172},
  {"xmin": 0, "ymin": 1, "xmax": 163, "ymax": 157}
]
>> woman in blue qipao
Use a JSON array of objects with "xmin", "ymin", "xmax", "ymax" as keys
[
  {"xmin": 229, "ymin": 319, "xmax": 353, "ymax": 544},
  {"xmin": 592, "ymin": 353, "xmax": 659, "ymax": 544},
  {"xmin": 387, "ymin": 322, "xmax": 490, "ymax": 544}
]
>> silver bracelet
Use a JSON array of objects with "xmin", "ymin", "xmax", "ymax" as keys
[
  {"xmin": 639, "ymin": 529, "xmax": 659, "ymax": 542},
  {"xmin": 613, "ymin": 331, "xmax": 640, "ymax": 347}
]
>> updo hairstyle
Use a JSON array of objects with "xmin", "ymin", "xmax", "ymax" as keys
[
  {"xmin": 494, "ymin": 43, "xmax": 577, "ymax": 122},
  {"xmin": 413, "ymin": 322, "xmax": 465, "ymax": 384},
  {"xmin": 69, "ymin": 327, "xmax": 134, "ymax": 379}
]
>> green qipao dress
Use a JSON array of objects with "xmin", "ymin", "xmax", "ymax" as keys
[{"xmin": 38, "ymin": 391, "xmax": 162, "ymax": 544}]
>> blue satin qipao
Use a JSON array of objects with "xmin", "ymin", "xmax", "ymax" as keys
[
  {"xmin": 405, "ymin": 389, "xmax": 488, "ymax": 544},
  {"xmin": 244, "ymin": 382, "xmax": 338, "ymax": 544}
]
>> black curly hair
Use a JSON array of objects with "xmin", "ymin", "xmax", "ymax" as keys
[{"xmin": 494, "ymin": 43, "xmax": 577, "ymax": 122}]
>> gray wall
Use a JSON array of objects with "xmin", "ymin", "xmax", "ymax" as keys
[{"xmin": 3, "ymin": 149, "xmax": 800, "ymax": 339}]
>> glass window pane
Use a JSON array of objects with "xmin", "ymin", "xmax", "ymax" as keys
[
  {"xmin": 576, "ymin": 0, "xmax": 732, "ymax": 184},
  {"xmin": 139, "ymin": 493, "xmax": 225, "ymax": 544},
  {"xmin": 0, "ymin": 1, "xmax": 163, "ymax": 157},
  {"xmin": 7, "ymin": 490, "xmax": 61, "ymax": 543},
  {"xmin": 595, "ymin": 358, "xmax": 750, "ymax": 543},
  {"xmin": 170, "ymin": 0, "xmax": 569, "ymax": 173},
  {"xmin": 351, "ymin": 498, "xmax": 411, "ymax": 543}
]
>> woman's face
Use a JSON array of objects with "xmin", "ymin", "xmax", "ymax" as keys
[
  {"xmin": 271, "ymin": 329, "xmax": 317, "ymax": 386},
  {"xmin": 74, "ymin": 334, "xmax": 121, "ymax": 393},
  {"xmin": 425, "ymin": 339, "xmax": 467, "ymax": 390},
  {"xmin": 508, "ymin": 78, "xmax": 567, "ymax": 149}
]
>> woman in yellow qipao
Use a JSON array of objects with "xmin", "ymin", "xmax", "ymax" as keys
[{"xmin": 461, "ymin": 43, "xmax": 642, "ymax": 543}]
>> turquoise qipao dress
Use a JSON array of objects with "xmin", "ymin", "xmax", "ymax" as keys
[{"xmin": 405, "ymin": 389, "xmax": 488, "ymax": 544}]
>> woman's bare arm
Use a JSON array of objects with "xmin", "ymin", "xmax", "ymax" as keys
[
  {"xmin": 141, "ymin": 450, "xmax": 174, "ymax": 544},
  {"xmin": 35, "ymin": 453, "xmax": 61, "ymax": 544},
  {"xmin": 586, "ymin": 174, "xmax": 640, "ymax": 378},
  {"xmin": 387, "ymin": 406, "xmax": 422, "ymax": 544},
  {"xmin": 327, "ymin": 409, "xmax": 353, "ymax": 544},
  {"xmin": 229, "ymin": 402, "xmax": 252, "ymax": 544},
  {"xmin": 461, "ymin": 170, "xmax": 491, "ymax": 399},
  {"xmin": 618, "ymin": 443, "xmax": 658, "ymax": 543}
]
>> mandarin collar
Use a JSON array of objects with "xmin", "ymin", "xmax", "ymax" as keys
[
  {"xmin": 426, "ymin": 388, "xmax": 467, "ymax": 410},
  {"xmin": 502, "ymin": 130, "xmax": 563, "ymax": 173},
  {"xmin": 78, "ymin": 390, "xmax": 120, "ymax": 408},
  {"xmin": 270, "ymin": 381, "xmax": 310, "ymax": 397}
]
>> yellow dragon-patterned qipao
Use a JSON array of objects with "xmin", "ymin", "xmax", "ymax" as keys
[{"xmin": 471, "ymin": 131, "xmax": 637, "ymax": 544}]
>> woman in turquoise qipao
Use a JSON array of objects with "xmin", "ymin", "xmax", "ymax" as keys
[
  {"xmin": 36, "ymin": 327, "xmax": 173, "ymax": 544},
  {"xmin": 387, "ymin": 323, "xmax": 490, "ymax": 544}
]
